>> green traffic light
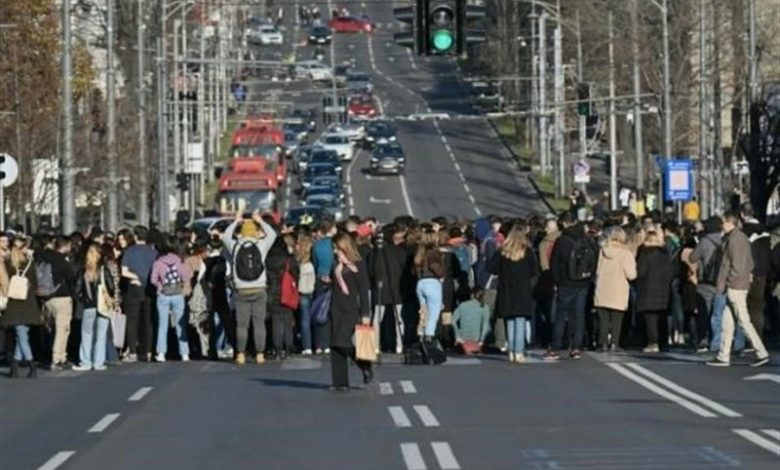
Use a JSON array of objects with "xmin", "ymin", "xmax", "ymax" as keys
[{"xmin": 432, "ymin": 29, "xmax": 454, "ymax": 52}]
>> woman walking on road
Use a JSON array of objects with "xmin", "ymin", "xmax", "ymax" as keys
[
  {"xmin": 593, "ymin": 227, "xmax": 637, "ymax": 352},
  {"xmin": 2, "ymin": 237, "xmax": 41, "ymax": 378},
  {"xmin": 329, "ymin": 233, "xmax": 373, "ymax": 391},
  {"xmin": 488, "ymin": 225, "xmax": 538, "ymax": 363},
  {"xmin": 635, "ymin": 231, "xmax": 674, "ymax": 353},
  {"xmin": 73, "ymin": 244, "xmax": 117, "ymax": 371}
]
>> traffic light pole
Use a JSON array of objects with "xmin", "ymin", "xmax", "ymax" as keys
[
  {"xmin": 631, "ymin": 0, "xmax": 644, "ymax": 193},
  {"xmin": 576, "ymin": 10, "xmax": 586, "ymax": 167},
  {"xmin": 608, "ymin": 13, "xmax": 618, "ymax": 211},
  {"xmin": 538, "ymin": 13, "xmax": 548, "ymax": 177},
  {"xmin": 61, "ymin": 0, "xmax": 76, "ymax": 233},
  {"xmin": 107, "ymin": 0, "xmax": 118, "ymax": 231}
]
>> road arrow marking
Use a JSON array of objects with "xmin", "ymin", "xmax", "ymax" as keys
[
  {"xmin": 744, "ymin": 373, "xmax": 780, "ymax": 384},
  {"xmin": 370, "ymin": 196, "xmax": 392, "ymax": 204}
]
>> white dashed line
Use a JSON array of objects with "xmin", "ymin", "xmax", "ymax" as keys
[
  {"xmin": 431, "ymin": 442, "xmax": 461, "ymax": 469},
  {"xmin": 406, "ymin": 48, "xmax": 419, "ymax": 70},
  {"xmin": 380, "ymin": 382, "xmax": 394, "ymax": 395},
  {"xmin": 468, "ymin": 194, "xmax": 477, "ymax": 205},
  {"xmin": 127, "ymin": 386, "xmax": 153, "ymax": 402},
  {"xmin": 762, "ymin": 429, "xmax": 780, "ymax": 441},
  {"xmin": 399, "ymin": 174, "xmax": 415, "ymax": 216},
  {"xmin": 463, "ymin": 186, "xmax": 471, "ymax": 194},
  {"xmin": 444, "ymin": 143, "xmax": 451, "ymax": 153},
  {"xmin": 733, "ymin": 429, "xmax": 780, "ymax": 456},
  {"xmin": 400, "ymin": 380, "xmax": 417, "ymax": 394},
  {"xmin": 36, "ymin": 451, "xmax": 76, "ymax": 470},
  {"xmin": 389, "ymin": 406, "xmax": 413, "ymax": 428},
  {"xmin": 400, "ymin": 443, "xmax": 427, "ymax": 470},
  {"xmin": 413, "ymin": 405, "xmax": 440, "ymax": 427},
  {"xmin": 453, "ymin": 162, "xmax": 461, "ymax": 173},
  {"xmin": 87, "ymin": 413, "xmax": 121, "ymax": 433}
]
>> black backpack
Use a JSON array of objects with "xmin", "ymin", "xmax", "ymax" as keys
[
  {"xmin": 702, "ymin": 239, "xmax": 723, "ymax": 285},
  {"xmin": 567, "ymin": 237, "xmax": 596, "ymax": 282},
  {"xmin": 234, "ymin": 241, "xmax": 264, "ymax": 282}
]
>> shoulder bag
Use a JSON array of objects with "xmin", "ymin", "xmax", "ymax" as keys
[
  {"xmin": 97, "ymin": 267, "xmax": 116, "ymax": 318},
  {"xmin": 8, "ymin": 258, "xmax": 32, "ymax": 300}
]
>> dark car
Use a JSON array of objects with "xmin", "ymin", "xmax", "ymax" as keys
[
  {"xmin": 370, "ymin": 143, "xmax": 406, "ymax": 175},
  {"xmin": 309, "ymin": 149, "xmax": 343, "ymax": 175},
  {"xmin": 302, "ymin": 181, "xmax": 345, "ymax": 203},
  {"xmin": 301, "ymin": 162, "xmax": 340, "ymax": 189},
  {"xmin": 293, "ymin": 145, "xmax": 314, "ymax": 174},
  {"xmin": 284, "ymin": 205, "xmax": 326, "ymax": 226},
  {"xmin": 364, "ymin": 120, "xmax": 397, "ymax": 149},
  {"xmin": 308, "ymin": 25, "xmax": 332, "ymax": 45},
  {"xmin": 291, "ymin": 109, "xmax": 317, "ymax": 132},
  {"xmin": 283, "ymin": 119, "xmax": 309, "ymax": 141},
  {"xmin": 304, "ymin": 194, "xmax": 344, "ymax": 221},
  {"xmin": 334, "ymin": 64, "xmax": 352, "ymax": 87}
]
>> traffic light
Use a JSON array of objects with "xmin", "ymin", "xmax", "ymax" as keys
[
  {"xmin": 455, "ymin": 0, "xmax": 486, "ymax": 55},
  {"xmin": 577, "ymin": 83, "xmax": 591, "ymax": 116},
  {"xmin": 393, "ymin": 1, "xmax": 420, "ymax": 52},
  {"xmin": 428, "ymin": 1, "xmax": 457, "ymax": 55}
]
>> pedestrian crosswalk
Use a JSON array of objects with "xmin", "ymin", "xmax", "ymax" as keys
[{"xmin": 733, "ymin": 428, "xmax": 780, "ymax": 456}]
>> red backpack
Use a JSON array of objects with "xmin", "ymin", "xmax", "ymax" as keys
[{"xmin": 281, "ymin": 260, "xmax": 300, "ymax": 310}]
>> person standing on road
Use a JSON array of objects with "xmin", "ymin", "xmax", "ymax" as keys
[
  {"xmin": 36, "ymin": 235, "xmax": 76, "ymax": 370},
  {"xmin": 635, "ymin": 231, "xmax": 674, "ymax": 353},
  {"xmin": 121, "ymin": 226, "xmax": 158, "ymax": 363},
  {"xmin": 546, "ymin": 213, "xmax": 596, "ymax": 360},
  {"xmin": 329, "ymin": 233, "xmax": 373, "ymax": 391},
  {"xmin": 73, "ymin": 244, "xmax": 116, "ymax": 371},
  {"xmin": 296, "ymin": 232, "xmax": 316, "ymax": 355},
  {"xmin": 312, "ymin": 220, "xmax": 336, "ymax": 354},
  {"xmin": 2, "ymin": 238, "xmax": 41, "ymax": 378},
  {"xmin": 593, "ymin": 227, "xmax": 637, "ymax": 352},
  {"xmin": 535, "ymin": 217, "xmax": 559, "ymax": 348},
  {"xmin": 688, "ymin": 217, "xmax": 725, "ymax": 353},
  {"xmin": 222, "ymin": 212, "xmax": 277, "ymax": 365},
  {"xmin": 369, "ymin": 224, "xmax": 406, "ymax": 355},
  {"xmin": 739, "ymin": 203, "xmax": 771, "ymax": 348},
  {"xmin": 150, "ymin": 238, "xmax": 191, "ymax": 363},
  {"xmin": 414, "ymin": 226, "xmax": 445, "ymax": 344},
  {"xmin": 266, "ymin": 232, "xmax": 299, "ymax": 360},
  {"xmin": 488, "ymin": 225, "xmax": 538, "ymax": 363},
  {"xmin": 707, "ymin": 213, "xmax": 770, "ymax": 367}
]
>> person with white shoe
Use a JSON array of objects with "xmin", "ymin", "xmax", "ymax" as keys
[
  {"xmin": 73, "ymin": 244, "xmax": 117, "ymax": 372},
  {"xmin": 150, "ymin": 238, "xmax": 192, "ymax": 363}
]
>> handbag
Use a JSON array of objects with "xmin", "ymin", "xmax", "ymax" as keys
[
  {"xmin": 354, "ymin": 324, "xmax": 377, "ymax": 362},
  {"xmin": 8, "ymin": 258, "xmax": 32, "ymax": 300},
  {"xmin": 281, "ymin": 260, "xmax": 300, "ymax": 310},
  {"xmin": 112, "ymin": 312, "xmax": 127, "ymax": 349},
  {"xmin": 311, "ymin": 289, "xmax": 332, "ymax": 325},
  {"xmin": 97, "ymin": 268, "xmax": 116, "ymax": 318}
]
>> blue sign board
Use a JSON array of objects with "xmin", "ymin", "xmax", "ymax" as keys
[{"xmin": 664, "ymin": 158, "xmax": 693, "ymax": 202}]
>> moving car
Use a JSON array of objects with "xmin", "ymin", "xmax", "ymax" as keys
[
  {"xmin": 317, "ymin": 132, "xmax": 357, "ymax": 161},
  {"xmin": 283, "ymin": 119, "xmax": 309, "ymax": 141},
  {"xmin": 283, "ymin": 131, "xmax": 302, "ymax": 156},
  {"xmin": 308, "ymin": 25, "xmax": 332, "ymax": 45},
  {"xmin": 309, "ymin": 149, "xmax": 343, "ymax": 176},
  {"xmin": 295, "ymin": 60, "xmax": 333, "ymax": 82},
  {"xmin": 304, "ymin": 193, "xmax": 344, "ymax": 221},
  {"xmin": 301, "ymin": 162, "xmax": 340, "ymax": 188},
  {"xmin": 190, "ymin": 217, "xmax": 233, "ymax": 237},
  {"xmin": 347, "ymin": 94, "xmax": 377, "ymax": 119},
  {"xmin": 370, "ymin": 143, "xmax": 406, "ymax": 175},
  {"xmin": 364, "ymin": 120, "xmax": 397, "ymax": 148},
  {"xmin": 291, "ymin": 109, "xmax": 317, "ymax": 132},
  {"xmin": 329, "ymin": 15, "xmax": 374, "ymax": 33},
  {"xmin": 328, "ymin": 121, "xmax": 365, "ymax": 142},
  {"xmin": 284, "ymin": 205, "xmax": 326, "ymax": 226},
  {"xmin": 293, "ymin": 145, "xmax": 315, "ymax": 174},
  {"xmin": 249, "ymin": 26, "xmax": 283, "ymax": 46},
  {"xmin": 345, "ymin": 71, "xmax": 372, "ymax": 94},
  {"xmin": 302, "ymin": 180, "xmax": 345, "ymax": 202}
]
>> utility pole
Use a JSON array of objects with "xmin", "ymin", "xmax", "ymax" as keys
[
  {"xmin": 712, "ymin": 0, "xmax": 724, "ymax": 214},
  {"xmin": 538, "ymin": 12, "xmax": 548, "ymax": 176},
  {"xmin": 61, "ymin": 0, "xmax": 76, "ymax": 233},
  {"xmin": 156, "ymin": 37, "xmax": 169, "ymax": 229},
  {"xmin": 576, "ymin": 10, "xmax": 586, "ymax": 169},
  {"xmin": 553, "ymin": 25, "xmax": 565, "ymax": 198},
  {"xmin": 137, "ymin": 0, "xmax": 148, "ymax": 226},
  {"xmin": 698, "ymin": 0, "xmax": 709, "ymax": 217},
  {"xmin": 747, "ymin": 0, "xmax": 758, "ymax": 105},
  {"xmin": 608, "ymin": 13, "xmax": 618, "ymax": 211},
  {"xmin": 631, "ymin": 0, "xmax": 644, "ymax": 193},
  {"xmin": 198, "ymin": 5, "xmax": 206, "ymax": 215},
  {"xmin": 173, "ymin": 20, "xmax": 181, "ymax": 208},
  {"xmin": 182, "ymin": 9, "xmax": 191, "ymax": 217},
  {"xmin": 106, "ymin": 0, "xmax": 118, "ymax": 230},
  {"xmin": 661, "ymin": 0, "xmax": 672, "ymax": 207},
  {"xmin": 529, "ymin": 2, "xmax": 537, "ymax": 156}
]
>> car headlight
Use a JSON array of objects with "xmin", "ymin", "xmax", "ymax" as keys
[
  {"xmin": 371, "ymin": 157, "xmax": 378, "ymax": 163},
  {"xmin": 389, "ymin": 136, "xmax": 397, "ymax": 141},
  {"xmin": 309, "ymin": 36, "xmax": 316, "ymax": 40},
  {"xmin": 366, "ymin": 136, "xmax": 374, "ymax": 141},
  {"xmin": 326, "ymin": 35, "xmax": 332, "ymax": 40}
]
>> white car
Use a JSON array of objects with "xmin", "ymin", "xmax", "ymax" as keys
[
  {"xmin": 317, "ymin": 132, "xmax": 357, "ymax": 161},
  {"xmin": 257, "ymin": 26, "xmax": 283, "ymax": 45},
  {"xmin": 295, "ymin": 61, "xmax": 334, "ymax": 82},
  {"xmin": 327, "ymin": 121, "xmax": 365, "ymax": 142}
]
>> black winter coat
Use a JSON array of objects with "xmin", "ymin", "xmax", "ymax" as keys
[
  {"xmin": 75, "ymin": 264, "xmax": 117, "ymax": 309},
  {"xmin": 265, "ymin": 239, "xmax": 299, "ymax": 313},
  {"xmin": 368, "ymin": 242, "xmax": 405, "ymax": 306},
  {"xmin": 743, "ymin": 222, "xmax": 771, "ymax": 278},
  {"xmin": 330, "ymin": 260, "xmax": 370, "ymax": 348},
  {"xmin": 635, "ymin": 246, "xmax": 674, "ymax": 313},
  {"xmin": 550, "ymin": 224, "xmax": 595, "ymax": 289},
  {"xmin": 488, "ymin": 251, "xmax": 539, "ymax": 319}
]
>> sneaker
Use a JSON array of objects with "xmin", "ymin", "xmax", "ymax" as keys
[
  {"xmin": 155, "ymin": 353, "xmax": 166, "ymax": 363},
  {"xmin": 314, "ymin": 349, "xmax": 324, "ymax": 355},
  {"xmin": 255, "ymin": 354, "xmax": 266, "ymax": 364},
  {"xmin": 642, "ymin": 344, "xmax": 660, "ymax": 353},
  {"xmin": 323, "ymin": 348, "xmax": 331, "ymax": 354},
  {"xmin": 514, "ymin": 354, "xmax": 527, "ymax": 364},
  {"xmin": 49, "ymin": 363, "xmax": 64, "ymax": 371},
  {"xmin": 72, "ymin": 364, "xmax": 92, "ymax": 371},
  {"xmin": 235, "ymin": 352, "xmax": 246, "ymax": 365},
  {"xmin": 508, "ymin": 352, "xmax": 515, "ymax": 362},
  {"xmin": 301, "ymin": 349, "xmax": 313, "ymax": 356},
  {"xmin": 570, "ymin": 350, "xmax": 582, "ymax": 360},
  {"xmin": 181, "ymin": 355, "xmax": 190, "ymax": 362},
  {"xmin": 706, "ymin": 358, "xmax": 730, "ymax": 367},
  {"xmin": 696, "ymin": 346, "xmax": 709, "ymax": 354},
  {"xmin": 123, "ymin": 353, "xmax": 138, "ymax": 363},
  {"xmin": 750, "ymin": 356, "xmax": 770, "ymax": 368},
  {"xmin": 499, "ymin": 346, "xmax": 508, "ymax": 353},
  {"xmin": 544, "ymin": 350, "xmax": 560, "ymax": 361},
  {"xmin": 396, "ymin": 346, "xmax": 403, "ymax": 354},
  {"xmin": 93, "ymin": 365, "xmax": 107, "ymax": 371}
]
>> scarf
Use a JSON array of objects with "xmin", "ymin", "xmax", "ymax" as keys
[{"xmin": 334, "ymin": 251, "xmax": 358, "ymax": 295}]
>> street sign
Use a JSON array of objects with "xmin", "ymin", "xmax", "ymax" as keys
[
  {"xmin": 185, "ymin": 142, "xmax": 204, "ymax": 174},
  {"xmin": 572, "ymin": 159, "xmax": 590, "ymax": 184},
  {"xmin": 323, "ymin": 106, "xmax": 346, "ymax": 113},
  {"xmin": 664, "ymin": 158, "xmax": 693, "ymax": 202},
  {"xmin": 0, "ymin": 153, "xmax": 19, "ymax": 188}
]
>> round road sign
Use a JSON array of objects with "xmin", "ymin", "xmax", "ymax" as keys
[{"xmin": 0, "ymin": 153, "xmax": 19, "ymax": 188}]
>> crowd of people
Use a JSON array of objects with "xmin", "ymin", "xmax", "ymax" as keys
[{"xmin": 0, "ymin": 203, "xmax": 777, "ymax": 387}]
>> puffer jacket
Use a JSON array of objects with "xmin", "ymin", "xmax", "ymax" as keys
[{"xmin": 593, "ymin": 242, "xmax": 637, "ymax": 311}]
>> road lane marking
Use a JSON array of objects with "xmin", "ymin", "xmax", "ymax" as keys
[
  {"xmin": 380, "ymin": 382, "xmax": 393, "ymax": 395},
  {"xmin": 400, "ymin": 443, "xmax": 427, "ymax": 470},
  {"xmin": 744, "ymin": 373, "xmax": 780, "ymax": 384},
  {"xmin": 37, "ymin": 451, "xmax": 76, "ymax": 470},
  {"xmin": 128, "ymin": 386, "xmax": 153, "ymax": 402},
  {"xmin": 370, "ymin": 196, "xmax": 392, "ymax": 204},
  {"xmin": 413, "ymin": 405, "xmax": 440, "ymax": 427},
  {"xmin": 606, "ymin": 363, "xmax": 718, "ymax": 418},
  {"xmin": 733, "ymin": 429, "xmax": 780, "ymax": 456},
  {"xmin": 88, "ymin": 413, "xmax": 121, "ymax": 433},
  {"xmin": 389, "ymin": 406, "xmax": 413, "ymax": 428},
  {"xmin": 444, "ymin": 143, "xmax": 451, "ymax": 153},
  {"xmin": 762, "ymin": 429, "xmax": 780, "ymax": 441},
  {"xmin": 400, "ymin": 380, "xmax": 417, "ymax": 394},
  {"xmin": 399, "ymin": 175, "xmax": 415, "ymax": 216},
  {"xmin": 406, "ymin": 48, "xmax": 419, "ymax": 70},
  {"xmin": 624, "ymin": 363, "xmax": 742, "ymax": 418},
  {"xmin": 431, "ymin": 442, "xmax": 460, "ymax": 469},
  {"xmin": 468, "ymin": 194, "xmax": 477, "ymax": 205}
]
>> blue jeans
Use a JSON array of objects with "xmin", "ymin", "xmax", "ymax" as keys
[
  {"xmin": 156, "ymin": 294, "xmax": 189, "ymax": 357},
  {"xmin": 416, "ymin": 278, "xmax": 443, "ymax": 337},
  {"xmin": 79, "ymin": 308, "xmax": 109, "ymax": 368},
  {"xmin": 506, "ymin": 318, "xmax": 527, "ymax": 354},
  {"xmin": 710, "ymin": 293, "xmax": 727, "ymax": 351},
  {"xmin": 213, "ymin": 312, "xmax": 227, "ymax": 352},
  {"xmin": 552, "ymin": 286, "xmax": 588, "ymax": 351},
  {"xmin": 299, "ymin": 294, "xmax": 313, "ymax": 351},
  {"xmin": 14, "ymin": 325, "xmax": 33, "ymax": 361}
]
